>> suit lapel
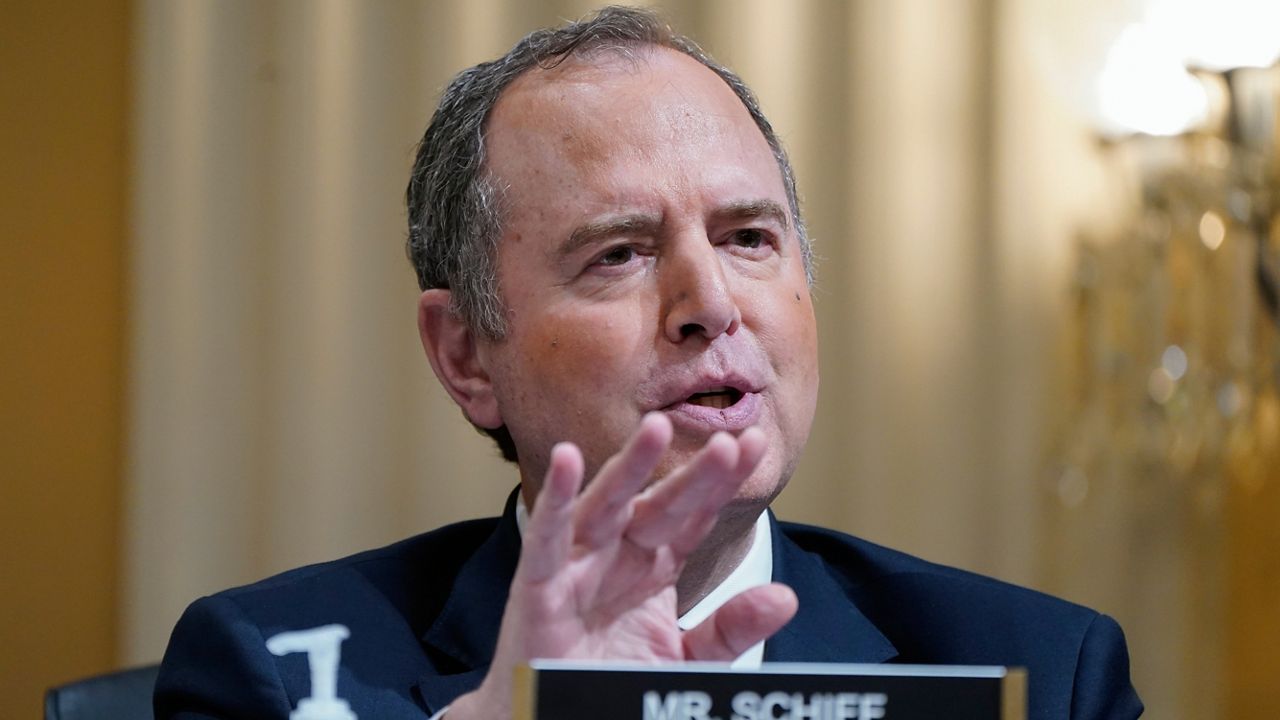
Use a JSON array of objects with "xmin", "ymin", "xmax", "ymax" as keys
[
  {"xmin": 414, "ymin": 488, "xmax": 522, "ymax": 714},
  {"xmin": 411, "ymin": 499, "xmax": 899, "ymax": 712},
  {"xmin": 765, "ymin": 513, "xmax": 898, "ymax": 664}
]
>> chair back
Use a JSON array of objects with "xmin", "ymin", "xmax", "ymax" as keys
[{"xmin": 44, "ymin": 665, "xmax": 160, "ymax": 720}]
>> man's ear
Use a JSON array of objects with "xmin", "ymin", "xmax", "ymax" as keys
[{"xmin": 417, "ymin": 289, "xmax": 503, "ymax": 429}]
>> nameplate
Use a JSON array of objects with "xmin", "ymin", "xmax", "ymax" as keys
[{"xmin": 513, "ymin": 661, "xmax": 1025, "ymax": 720}]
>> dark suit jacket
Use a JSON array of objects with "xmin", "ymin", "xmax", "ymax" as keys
[{"xmin": 155, "ymin": 492, "xmax": 1142, "ymax": 719}]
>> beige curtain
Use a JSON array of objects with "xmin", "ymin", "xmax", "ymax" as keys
[{"xmin": 125, "ymin": 1, "xmax": 1199, "ymax": 717}]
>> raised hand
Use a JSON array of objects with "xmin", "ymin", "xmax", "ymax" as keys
[{"xmin": 447, "ymin": 413, "xmax": 798, "ymax": 718}]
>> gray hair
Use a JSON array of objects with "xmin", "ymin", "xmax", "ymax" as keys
[{"xmin": 405, "ymin": 5, "xmax": 810, "ymax": 461}]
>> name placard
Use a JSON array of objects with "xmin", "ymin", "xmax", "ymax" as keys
[{"xmin": 514, "ymin": 662, "xmax": 1025, "ymax": 720}]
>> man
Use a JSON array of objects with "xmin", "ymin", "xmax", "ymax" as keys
[{"xmin": 155, "ymin": 7, "xmax": 1142, "ymax": 719}]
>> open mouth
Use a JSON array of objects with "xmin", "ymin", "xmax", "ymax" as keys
[{"xmin": 685, "ymin": 387, "xmax": 744, "ymax": 410}]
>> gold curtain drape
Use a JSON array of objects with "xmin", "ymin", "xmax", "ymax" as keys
[{"xmin": 126, "ymin": 2, "xmax": 1220, "ymax": 717}]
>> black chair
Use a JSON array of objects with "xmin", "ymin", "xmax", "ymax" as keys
[{"xmin": 44, "ymin": 665, "xmax": 160, "ymax": 720}]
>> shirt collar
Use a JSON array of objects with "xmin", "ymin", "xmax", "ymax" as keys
[{"xmin": 676, "ymin": 510, "xmax": 772, "ymax": 667}]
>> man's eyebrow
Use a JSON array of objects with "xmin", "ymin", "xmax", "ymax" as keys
[
  {"xmin": 555, "ymin": 201, "xmax": 789, "ymax": 259},
  {"xmin": 715, "ymin": 199, "xmax": 790, "ymax": 231},
  {"xmin": 557, "ymin": 214, "xmax": 662, "ymax": 257}
]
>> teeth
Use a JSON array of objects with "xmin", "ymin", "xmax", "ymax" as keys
[{"xmin": 688, "ymin": 392, "xmax": 734, "ymax": 409}]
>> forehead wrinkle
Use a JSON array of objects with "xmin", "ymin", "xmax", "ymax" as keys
[{"xmin": 486, "ymin": 46, "xmax": 793, "ymax": 274}]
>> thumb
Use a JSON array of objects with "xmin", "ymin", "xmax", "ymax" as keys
[{"xmin": 681, "ymin": 583, "xmax": 798, "ymax": 661}]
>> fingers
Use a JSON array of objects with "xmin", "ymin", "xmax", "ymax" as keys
[
  {"xmin": 523, "ymin": 417, "xmax": 768, "ymax": 581},
  {"xmin": 629, "ymin": 426, "xmax": 768, "ymax": 555},
  {"xmin": 574, "ymin": 413, "xmax": 672, "ymax": 549},
  {"xmin": 673, "ymin": 427, "xmax": 767, "ymax": 555},
  {"xmin": 518, "ymin": 442, "xmax": 585, "ymax": 583},
  {"xmin": 682, "ymin": 583, "xmax": 798, "ymax": 661}
]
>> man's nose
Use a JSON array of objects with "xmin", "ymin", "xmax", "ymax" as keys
[{"xmin": 661, "ymin": 237, "xmax": 742, "ymax": 343}]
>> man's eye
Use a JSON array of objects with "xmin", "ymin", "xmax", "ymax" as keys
[
  {"xmin": 732, "ymin": 229, "xmax": 767, "ymax": 249},
  {"xmin": 597, "ymin": 246, "xmax": 636, "ymax": 266}
]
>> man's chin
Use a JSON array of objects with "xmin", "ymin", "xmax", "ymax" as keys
[{"xmin": 729, "ymin": 458, "xmax": 789, "ymax": 509}]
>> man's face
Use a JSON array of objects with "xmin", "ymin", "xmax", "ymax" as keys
[{"xmin": 477, "ymin": 48, "xmax": 818, "ymax": 510}]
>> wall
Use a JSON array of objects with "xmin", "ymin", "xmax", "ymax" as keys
[{"xmin": 0, "ymin": 1, "xmax": 129, "ymax": 717}]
